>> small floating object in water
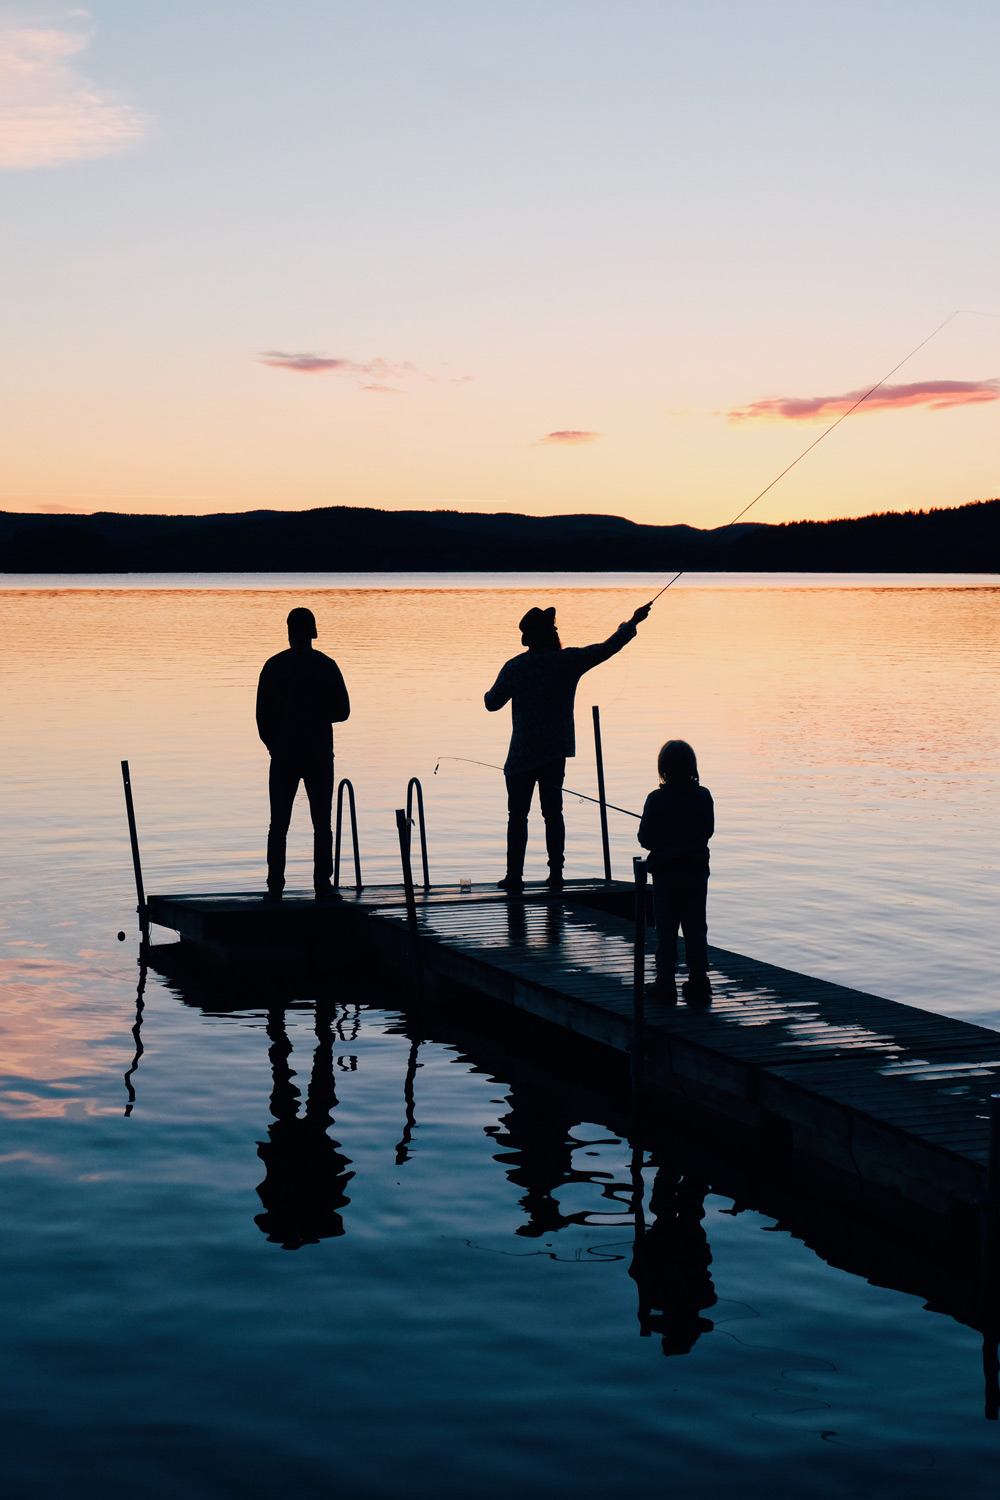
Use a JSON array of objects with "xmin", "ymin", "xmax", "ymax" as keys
[{"xmin": 117, "ymin": 931, "xmax": 126, "ymax": 941}]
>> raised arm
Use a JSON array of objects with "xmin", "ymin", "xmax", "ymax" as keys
[
  {"xmin": 484, "ymin": 662, "xmax": 512, "ymax": 712},
  {"xmin": 574, "ymin": 603, "xmax": 651, "ymax": 674}
]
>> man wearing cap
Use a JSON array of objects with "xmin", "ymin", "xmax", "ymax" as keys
[
  {"xmin": 256, "ymin": 607, "xmax": 351, "ymax": 901},
  {"xmin": 485, "ymin": 602, "xmax": 650, "ymax": 892}
]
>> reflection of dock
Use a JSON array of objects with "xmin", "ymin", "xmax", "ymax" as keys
[{"xmin": 148, "ymin": 881, "xmax": 998, "ymax": 1224}]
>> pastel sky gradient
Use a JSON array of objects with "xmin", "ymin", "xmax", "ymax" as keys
[{"xmin": 2, "ymin": 1, "xmax": 999, "ymax": 526}]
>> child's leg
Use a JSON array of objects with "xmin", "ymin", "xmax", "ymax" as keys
[
  {"xmin": 679, "ymin": 877, "xmax": 710, "ymax": 999},
  {"xmin": 651, "ymin": 874, "xmax": 680, "ymax": 984}
]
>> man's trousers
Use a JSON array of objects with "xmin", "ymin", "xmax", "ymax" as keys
[
  {"xmin": 503, "ymin": 758, "xmax": 566, "ymax": 880},
  {"xmin": 267, "ymin": 753, "xmax": 334, "ymax": 892}
]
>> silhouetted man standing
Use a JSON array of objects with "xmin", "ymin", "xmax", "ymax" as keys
[
  {"xmin": 256, "ymin": 607, "xmax": 350, "ymax": 901},
  {"xmin": 485, "ymin": 602, "xmax": 649, "ymax": 892}
]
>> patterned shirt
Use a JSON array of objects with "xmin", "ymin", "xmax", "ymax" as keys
[{"xmin": 484, "ymin": 621, "xmax": 637, "ymax": 774}]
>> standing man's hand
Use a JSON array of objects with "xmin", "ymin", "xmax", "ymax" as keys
[{"xmin": 630, "ymin": 603, "xmax": 652, "ymax": 626}]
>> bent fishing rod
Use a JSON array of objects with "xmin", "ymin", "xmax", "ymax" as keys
[
  {"xmin": 646, "ymin": 308, "xmax": 967, "ymax": 607},
  {"xmin": 435, "ymin": 756, "xmax": 641, "ymax": 818}
]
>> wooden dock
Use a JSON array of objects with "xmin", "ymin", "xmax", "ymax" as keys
[{"xmin": 147, "ymin": 880, "xmax": 1000, "ymax": 1224}]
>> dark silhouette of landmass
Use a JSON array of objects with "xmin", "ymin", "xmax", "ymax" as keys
[{"xmin": 1, "ymin": 497, "xmax": 998, "ymax": 573}]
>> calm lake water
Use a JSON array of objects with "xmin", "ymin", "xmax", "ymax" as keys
[{"xmin": 2, "ymin": 572, "xmax": 999, "ymax": 1497}]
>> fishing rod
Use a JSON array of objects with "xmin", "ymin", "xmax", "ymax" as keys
[
  {"xmin": 647, "ymin": 308, "xmax": 965, "ymax": 607},
  {"xmin": 434, "ymin": 756, "xmax": 641, "ymax": 819}
]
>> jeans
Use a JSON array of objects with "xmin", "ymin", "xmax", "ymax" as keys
[
  {"xmin": 267, "ymin": 753, "xmax": 334, "ymax": 892},
  {"xmin": 652, "ymin": 869, "xmax": 709, "ymax": 979},
  {"xmin": 504, "ymin": 758, "xmax": 566, "ymax": 879}
]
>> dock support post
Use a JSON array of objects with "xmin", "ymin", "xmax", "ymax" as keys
[
  {"xmin": 396, "ymin": 808, "xmax": 423, "ymax": 980},
  {"xmin": 120, "ymin": 760, "xmax": 150, "ymax": 945},
  {"xmin": 983, "ymin": 1094, "xmax": 1000, "ymax": 1271},
  {"xmin": 982, "ymin": 1094, "xmax": 1000, "ymax": 1418},
  {"xmin": 592, "ymin": 706, "xmax": 612, "ymax": 882},
  {"xmin": 631, "ymin": 857, "xmax": 647, "ymax": 1086}
]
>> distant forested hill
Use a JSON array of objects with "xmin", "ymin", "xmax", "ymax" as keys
[{"xmin": 0, "ymin": 499, "xmax": 997, "ymax": 573}]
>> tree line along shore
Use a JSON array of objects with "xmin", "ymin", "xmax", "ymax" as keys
[{"xmin": 0, "ymin": 498, "xmax": 997, "ymax": 574}]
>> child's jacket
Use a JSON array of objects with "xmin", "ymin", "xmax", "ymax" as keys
[{"xmin": 638, "ymin": 783, "xmax": 714, "ymax": 876}]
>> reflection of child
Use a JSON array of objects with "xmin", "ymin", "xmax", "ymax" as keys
[{"xmin": 638, "ymin": 740, "xmax": 714, "ymax": 1003}]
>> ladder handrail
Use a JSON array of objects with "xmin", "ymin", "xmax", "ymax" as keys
[
  {"xmin": 334, "ymin": 778, "xmax": 364, "ymax": 894},
  {"xmin": 405, "ymin": 777, "xmax": 430, "ymax": 891}
]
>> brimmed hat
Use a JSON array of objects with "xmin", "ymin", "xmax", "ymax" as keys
[{"xmin": 518, "ymin": 606, "xmax": 556, "ymax": 633}]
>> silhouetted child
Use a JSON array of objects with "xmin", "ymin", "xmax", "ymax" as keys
[{"xmin": 638, "ymin": 740, "xmax": 714, "ymax": 1003}]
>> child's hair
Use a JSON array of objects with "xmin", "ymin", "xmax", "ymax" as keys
[{"xmin": 658, "ymin": 739, "xmax": 699, "ymax": 786}]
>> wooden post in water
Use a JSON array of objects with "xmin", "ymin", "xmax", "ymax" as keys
[
  {"xmin": 395, "ymin": 808, "xmax": 422, "ymax": 979},
  {"xmin": 983, "ymin": 1094, "xmax": 1000, "ymax": 1268},
  {"xmin": 983, "ymin": 1094, "xmax": 1000, "ymax": 1418},
  {"xmin": 592, "ymin": 706, "xmax": 612, "ymax": 882},
  {"xmin": 120, "ymin": 760, "xmax": 150, "ymax": 945},
  {"xmin": 631, "ymin": 857, "xmax": 648, "ymax": 1086}
]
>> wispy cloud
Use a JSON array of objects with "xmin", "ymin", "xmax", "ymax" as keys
[
  {"xmin": 260, "ymin": 353, "xmax": 359, "ymax": 374},
  {"xmin": 260, "ymin": 350, "xmax": 433, "ymax": 393},
  {"xmin": 538, "ymin": 430, "xmax": 599, "ymax": 445},
  {"xmin": 0, "ymin": 26, "xmax": 148, "ymax": 170},
  {"xmin": 728, "ymin": 379, "xmax": 1000, "ymax": 424}
]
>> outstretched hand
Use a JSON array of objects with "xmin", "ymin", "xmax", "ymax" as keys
[{"xmin": 630, "ymin": 602, "xmax": 652, "ymax": 625}]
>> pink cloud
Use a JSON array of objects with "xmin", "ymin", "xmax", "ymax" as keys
[
  {"xmin": 0, "ymin": 28, "xmax": 149, "ymax": 171},
  {"xmin": 260, "ymin": 351, "xmax": 367, "ymax": 375},
  {"xmin": 538, "ymin": 429, "xmax": 599, "ymax": 445},
  {"xmin": 728, "ymin": 378, "xmax": 1000, "ymax": 423},
  {"xmin": 259, "ymin": 351, "xmax": 448, "ymax": 395}
]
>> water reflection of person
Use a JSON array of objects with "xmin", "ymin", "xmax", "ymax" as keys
[
  {"xmin": 255, "ymin": 1004, "xmax": 354, "ymax": 1249},
  {"xmin": 485, "ymin": 602, "xmax": 650, "ymax": 893},
  {"xmin": 630, "ymin": 1154, "xmax": 716, "ymax": 1354},
  {"xmin": 488, "ymin": 1087, "xmax": 589, "ymax": 1238},
  {"xmin": 256, "ymin": 606, "xmax": 350, "ymax": 902}
]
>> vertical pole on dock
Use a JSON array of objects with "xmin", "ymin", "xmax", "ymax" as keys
[
  {"xmin": 983, "ymin": 1094, "xmax": 1000, "ymax": 1270},
  {"xmin": 983, "ymin": 1094, "xmax": 1000, "ymax": 1418},
  {"xmin": 632, "ymin": 857, "xmax": 647, "ymax": 1087},
  {"xmin": 120, "ymin": 760, "xmax": 149, "ymax": 945},
  {"xmin": 592, "ymin": 706, "xmax": 612, "ymax": 882},
  {"xmin": 395, "ymin": 808, "xmax": 422, "ymax": 981}
]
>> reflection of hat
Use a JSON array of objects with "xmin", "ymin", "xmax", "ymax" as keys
[
  {"xmin": 518, "ymin": 606, "xmax": 556, "ymax": 633},
  {"xmin": 287, "ymin": 607, "xmax": 317, "ymax": 639}
]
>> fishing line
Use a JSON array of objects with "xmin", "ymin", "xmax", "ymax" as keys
[
  {"xmin": 434, "ymin": 756, "xmax": 641, "ymax": 819},
  {"xmin": 647, "ymin": 308, "xmax": 967, "ymax": 606}
]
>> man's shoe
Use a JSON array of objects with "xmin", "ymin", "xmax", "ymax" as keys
[
  {"xmin": 498, "ymin": 876, "xmax": 525, "ymax": 893},
  {"xmin": 544, "ymin": 871, "xmax": 564, "ymax": 891},
  {"xmin": 682, "ymin": 974, "xmax": 713, "ymax": 1005},
  {"xmin": 264, "ymin": 888, "xmax": 283, "ymax": 903},
  {"xmin": 646, "ymin": 975, "xmax": 677, "ymax": 1004},
  {"xmin": 315, "ymin": 884, "xmax": 343, "ymax": 904}
]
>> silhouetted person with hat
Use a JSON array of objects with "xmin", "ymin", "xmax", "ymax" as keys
[
  {"xmin": 485, "ymin": 602, "xmax": 649, "ymax": 892},
  {"xmin": 256, "ymin": 607, "xmax": 350, "ymax": 901}
]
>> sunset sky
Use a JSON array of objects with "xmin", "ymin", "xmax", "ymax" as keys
[{"xmin": 2, "ymin": 1, "xmax": 998, "ymax": 527}]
